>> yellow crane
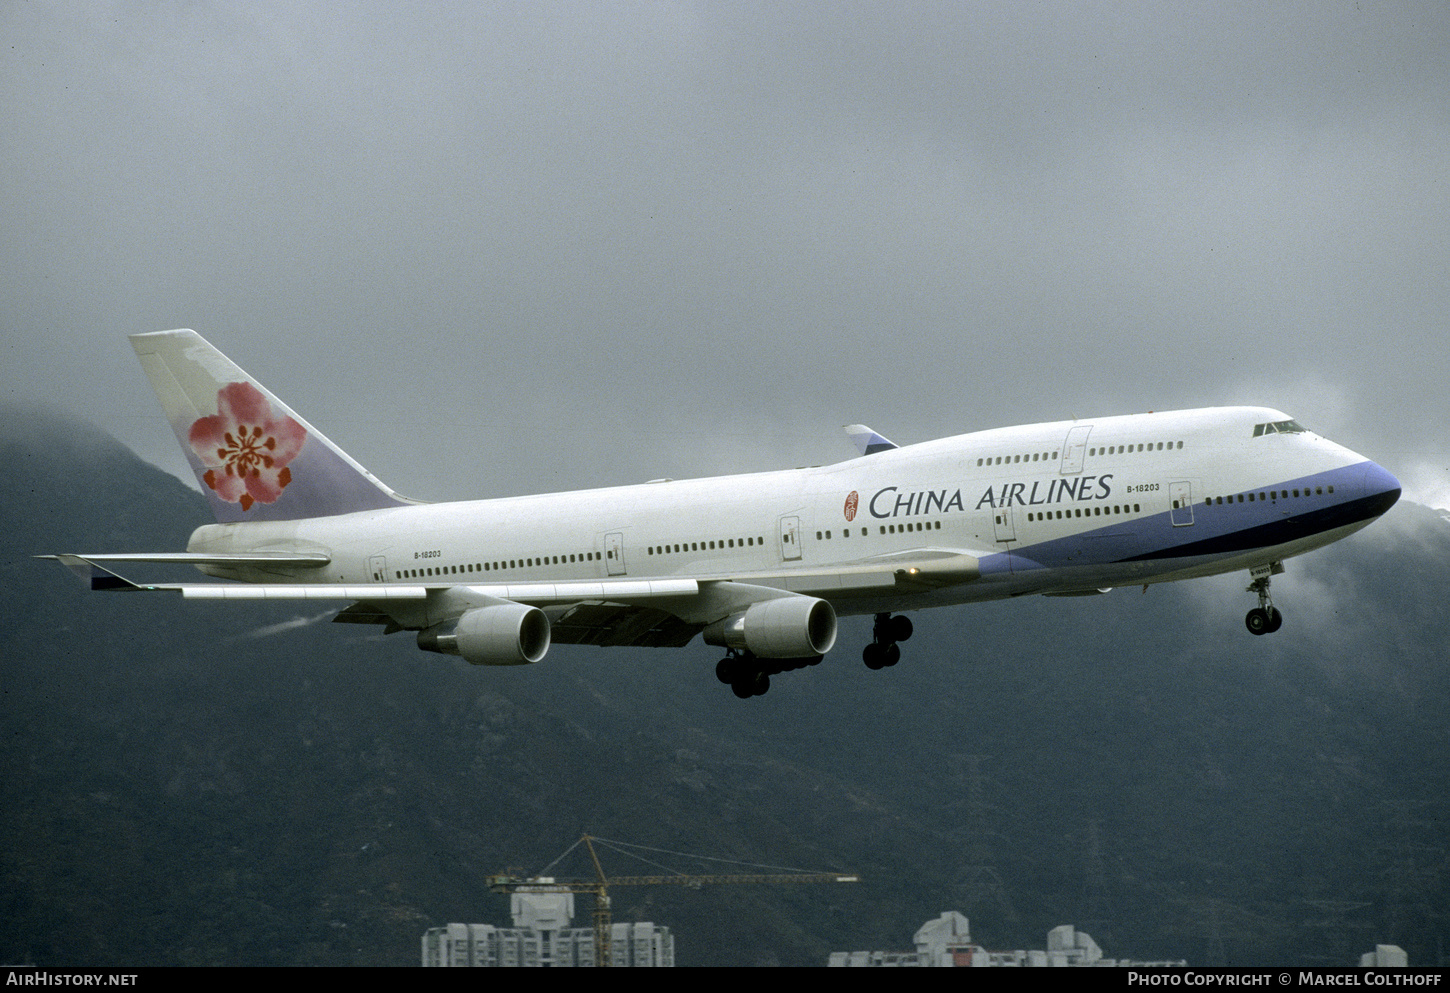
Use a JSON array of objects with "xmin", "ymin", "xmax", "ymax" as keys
[{"xmin": 486, "ymin": 833, "xmax": 859, "ymax": 966}]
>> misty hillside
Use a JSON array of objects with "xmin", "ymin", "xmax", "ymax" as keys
[{"xmin": 1, "ymin": 406, "xmax": 1446, "ymax": 966}]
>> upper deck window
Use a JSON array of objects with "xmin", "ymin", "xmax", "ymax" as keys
[{"xmin": 1253, "ymin": 419, "xmax": 1308, "ymax": 437}]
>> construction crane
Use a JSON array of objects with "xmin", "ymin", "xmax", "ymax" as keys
[{"xmin": 486, "ymin": 833, "xmax": 859, "ymax": 966}]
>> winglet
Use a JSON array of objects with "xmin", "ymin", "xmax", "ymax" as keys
[{"xmin": 844, "ymin": 424, "xmax": 899, "ymax": 456}]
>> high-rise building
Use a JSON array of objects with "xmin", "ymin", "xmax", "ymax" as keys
[{"xmin": 422, "ymin": 892, "xmax": 673, "ymax": 967}]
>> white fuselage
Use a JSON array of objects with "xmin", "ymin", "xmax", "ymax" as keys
[{"xmin": 187, "ymin": 406, "xmax": 1400, "ymax": 619}]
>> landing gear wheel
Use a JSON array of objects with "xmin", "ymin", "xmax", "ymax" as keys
[
  {"xmin": 865, "ymin": 612, "xmax": 909, "ymax": 670},
  {"xmin": 1245, "ymin": 607, "xmax": 1270, "ymax": 636},
  {"xmin": 889, "ymin": 615, "xmax": 914, "ymax": 643},
  {"xmin": 732, "ymin": 670, "xmax": 769, "ymax": 698},
  {"xmin": 716, "ymin": 657, "xmax": 736, "ymax": 684},
  {"xmin": 1245, "ymin": 566, "xmax": 1284, "ymax": 636},
  {"xmin": 1265, "ymin": 606, "xmax": 1283, "ymax": 633}
]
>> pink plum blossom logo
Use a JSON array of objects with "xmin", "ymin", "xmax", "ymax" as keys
[{"xmin": 188, "ymin": 382, "xmax": 306, "ymax": 511}]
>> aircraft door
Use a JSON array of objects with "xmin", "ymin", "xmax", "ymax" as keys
[
  {"xmin": 1060, "ymin": 426, "xmax": 1092, "ymax": 474},
  {"xmin": 368, "ymin": 554, "xmax": 388, "ymax": 582},
  {"xmin": 993, "ymin": 505, "xmax": 1016, "ymax": 544},
  {"xmin": 1170, "ymin": 481, "xmax": 1195, "ymax": 526},
  {"xmin": 779, "ymin": 516, "xmax": 802, "ymax": 561},
  {"xmin": 605, "ymin": 532, "xmax": 626, "ymax": 575}
]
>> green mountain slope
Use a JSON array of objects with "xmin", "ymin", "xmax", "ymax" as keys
[{"xmin": 2, "ymin": 406, "xmax": 1445, "ymax": 966}]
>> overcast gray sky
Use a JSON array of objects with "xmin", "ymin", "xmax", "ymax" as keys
[{"xmin": 5, "ymin": 1, "xmax": 1447, "ymax": 506}]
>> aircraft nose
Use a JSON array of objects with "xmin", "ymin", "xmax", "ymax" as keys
[{"xmin": 1360, "ymin": 461, "xmax": 1401, "ymax": 517}]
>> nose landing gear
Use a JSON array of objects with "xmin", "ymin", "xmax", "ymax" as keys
[
  {"xmin": 1245, "ymin": 564, "xmax": 1285, "ymax": 635},
  {"xmin": 863, "ymin": 612, "xmax": 913, "ymax": 669}
]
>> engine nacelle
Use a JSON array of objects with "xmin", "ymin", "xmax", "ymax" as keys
[
  {"xmin": 417, "ymin": 603, "xmax": 551, "ymax": 666},
  {"xmin": 702, "ymin": 596, "xmax": 837, "ymax": 659}
]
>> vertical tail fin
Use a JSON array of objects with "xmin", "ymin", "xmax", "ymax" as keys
[{"xmin": 130, "ymin": 329, "xmax": 412, "ymax": 523}]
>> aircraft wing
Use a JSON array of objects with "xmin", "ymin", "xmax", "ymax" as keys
[
  {"xmin": 844, "ymin": 424, "xmax": 900, "ymax": 456},
  {"xmin": 45, "ymin": 547, "xmax": 980, "ymax": 599},
  {"xmin": 43, "ymin": 548, "xmax": 983, "ymax": 647}
]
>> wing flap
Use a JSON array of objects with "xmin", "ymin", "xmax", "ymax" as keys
[
  {"xmin": 545, "ymin": 602, "xmax": 701, "ymax": 648},
  {"xmin": 177, "ymin": 578, "xmax": 699, "ymax": 602},
  {"xmin": 181, "ymin": 584, "xmax": 430, "ymax": 600}
]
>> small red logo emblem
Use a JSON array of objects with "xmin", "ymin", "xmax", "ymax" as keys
[{"xmin": 844, "ymin": 491, "xmax": 859, "ymax": 522}]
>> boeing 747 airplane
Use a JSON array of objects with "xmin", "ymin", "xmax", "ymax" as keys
[{"xmin": 46, "ymin": 330, "xmax": 1401, "ymax": 699}]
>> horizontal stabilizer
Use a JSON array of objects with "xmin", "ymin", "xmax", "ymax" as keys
[
  {"xmin": 844, "ymin": 424, "xmax": 899, "ymax": 456},
  {"xmin": 40, "ymin": 552, "xmax": 331, "ymax": 566},
  {"xmin": 39, "ymin": 552, "xmax": 332, "ymax": 591},
  {"xmin": 39, "ymin": 555, "xmax": 155, "ymax": 591}
]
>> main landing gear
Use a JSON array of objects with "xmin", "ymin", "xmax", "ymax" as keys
[
  {"xmin": 716, "ymin": 649, "xmax": 822, "ymax": 699},
  {"xmin": 1245, "ymin": 563, "xmax": 1285, "ymax": 636},
  {"xmin": 863, "ymin": 612, "xmax": 913, "ymax": 669}
]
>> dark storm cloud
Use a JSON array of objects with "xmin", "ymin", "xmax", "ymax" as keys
[{"xmin": 4, "ymin": 1, "xmax": 1447, "ymax": 504}]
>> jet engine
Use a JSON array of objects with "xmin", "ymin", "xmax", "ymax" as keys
[
  {"xmin": 417, "ymin": 602, "xmax": 551, "ymax": 666},
  {"xmin": 703, "ymin": 596, "xmax": 837, "ymax": 658}
]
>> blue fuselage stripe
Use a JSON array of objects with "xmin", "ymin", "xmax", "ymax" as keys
[{"xmin": 1002, "ymin": 463, "xmax": 1394, "ymax": 573}]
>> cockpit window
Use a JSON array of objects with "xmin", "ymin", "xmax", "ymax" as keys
[{"xmin": 1253, "ymin": 419, "xmax": 1308, "ymax": 437}]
